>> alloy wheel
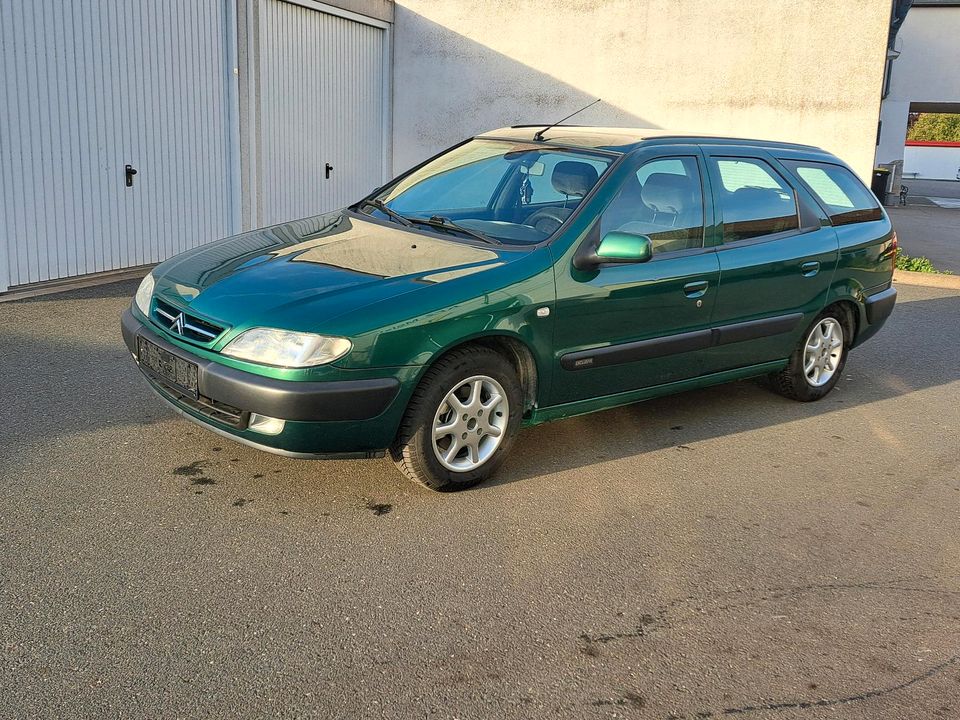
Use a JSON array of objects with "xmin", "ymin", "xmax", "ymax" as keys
[
  {"xmin": 431, "ymin": 375, "xmax": 509, "ymax": 472},
  {"xmin": 803, "ymin": 317, "xmax": 844, "ymax": 387}
]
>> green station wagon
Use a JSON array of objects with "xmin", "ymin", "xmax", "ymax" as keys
[{"xmin": 122, "ymin": 126, "xmax": 897, "ymax": 491}]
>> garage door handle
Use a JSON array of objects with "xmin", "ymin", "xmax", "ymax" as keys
[
  {"xmin": 801, "ymin": 261, "xmax": 820, "ymax": 277},
  {"xmin": 325, "ymin": 162, "xmax": 333, "ymax": 179},
  {"xmin": 683, "ymin": 280, "xmax": 709, "ymax": 298}
]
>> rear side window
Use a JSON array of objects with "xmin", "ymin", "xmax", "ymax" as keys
[
  {"xmin": 710, "ymin": 158, "xmax": 800, "ymax": 242},
  {"xmin": 781, "ymin": 160, "xmax": 883, "ymax": 226}
]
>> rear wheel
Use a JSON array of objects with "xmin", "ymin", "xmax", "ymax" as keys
[
  {"xmin": 771, "ymin": 310, "xmax": 849, "ymax": 401},
  {"xmin": 390, "ymin": 347, "xmax": 523, "ymax": 491}
]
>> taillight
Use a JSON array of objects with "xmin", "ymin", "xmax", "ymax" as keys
[{"xmin": 891, "ymin": 231, "xmax": 898, "ymax": 255}]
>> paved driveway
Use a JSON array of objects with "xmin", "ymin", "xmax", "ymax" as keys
[
  {"xmin": 903, "ymin": 179, "xmax": 960, "ymax": 201},
  {"xmin": 889, "ymin": 205, "xmax": 960, "ymax": 274},
  {"xmin": 2, "ymin": 281, "xmax": 959, "ymax": 719}
]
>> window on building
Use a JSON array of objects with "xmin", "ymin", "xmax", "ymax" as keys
[
  {"xmin": 781, "ymin": 160, "xmax": 883, "ymax": 226},
  {"xmin": 710, "ymin": 158, "xmax": 800, "ymax": 242}
]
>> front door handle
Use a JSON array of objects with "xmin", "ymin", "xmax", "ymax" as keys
[
  {"xmin": 800, "ymin": 261, "xmax": 820, "ymax": 277},
  {"xmin": 683, "ymin": 280, "xmax": 709, "ymax": 298}
]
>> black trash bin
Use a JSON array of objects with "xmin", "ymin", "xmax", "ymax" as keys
[{"xmin": 871, "ymin": 167, "xmax": 891, "ymax": 202}]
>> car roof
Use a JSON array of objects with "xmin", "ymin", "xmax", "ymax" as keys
[{"xmin": 477, "ymin": 125, "xmax": 830, "ymax": 157}]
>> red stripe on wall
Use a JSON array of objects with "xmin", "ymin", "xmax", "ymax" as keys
[{"xmin": 905, "ymin": 140, "xmax": 960, "ymax": 147}]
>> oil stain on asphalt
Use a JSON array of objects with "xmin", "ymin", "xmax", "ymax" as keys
[
  {"xmin": 172, "ymin": 460, "xmax": 208, "ymax": 477},
  {"xmin": 365, "ymin": 501, "xmax": 393, "ymax": 517}
]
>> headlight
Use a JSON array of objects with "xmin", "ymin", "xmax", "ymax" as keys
[
  {"xmin": 134, "ymin": 273, "xmax": 155, "ymax": 316},
  {"xmin": 221, "ymin": 328, "xmax": 352, "ymax": 367}
]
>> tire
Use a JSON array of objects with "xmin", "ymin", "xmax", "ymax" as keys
[
  {"xmin": 390, "ymin": 346, "xmax": 523, "ymax": 491},
  {"xmin": 771, "ymin": 308, "xmax": 850, "ymax": 402}
]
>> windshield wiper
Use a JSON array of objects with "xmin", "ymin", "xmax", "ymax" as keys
[
  {"xmin": 410, "ymin": 215, "xmax": 503, "ymax": 246},
  {"xmin": 359, "ymin": 202, "xmax": 502, "ymax": 246},
  {"xmin": 359, "ymin": 199, "xmax": 412, "ymax": 227}
]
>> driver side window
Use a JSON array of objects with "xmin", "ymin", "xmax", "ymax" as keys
[{"xmin": 599, "ymin": 156, "xmax": 705, "ymax": 253}]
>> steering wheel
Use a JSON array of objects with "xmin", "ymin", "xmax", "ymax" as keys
[{"xmin": 524, "ymin": 207, "xmax": 570, "ymax": 235}]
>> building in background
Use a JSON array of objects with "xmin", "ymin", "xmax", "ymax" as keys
[
  {"xmin": 0, "ymin": 0, "xmax": 393, "ymax": 295},
  {"xmin": 876, "ymin": 0, "xmax": 960, "ymax": 179},
  {"xmin": 392, "ymin": 1, "xmax": 890, "ymax": 179},
  {"xmin": 1, "ymin": 0, "xmax": 893, "ymax": 295}
]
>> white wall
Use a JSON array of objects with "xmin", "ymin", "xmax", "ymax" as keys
[
  {"xmin": 877, "ymin": 100, "xmax": 911, "ymax": 168},
  {"xmin": 903, "ymin": 145, "xmax": 960, "ymax": 180},
  {"xmin": 887, "ymin": 6, "xmax": 960, "ymax": 103},
  {"xmin": 392, "ymin": 0, "xmax": 890, "ymax": 180},
  {"xmin": 876, "ymin": 6, "xmax": 960, "ymax": 165}
]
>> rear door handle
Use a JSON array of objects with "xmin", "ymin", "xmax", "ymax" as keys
[
  {"xmin": 683, "ymin": 280, "xmax": 709, "ymax": 298},
  {"xmin": 801, "ymin": 261, "xmax": 820, "ymax": 277}
]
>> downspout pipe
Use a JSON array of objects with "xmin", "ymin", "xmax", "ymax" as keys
[{"xmin": 883, "ymin": 0, "xmax": 914, "ymax": 99}]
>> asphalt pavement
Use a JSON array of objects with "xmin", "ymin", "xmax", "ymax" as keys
[
  {"xmin": 902, "ymin": 179, "xmax": 960, "ymax": 201},
  {"xmin": 2, "ymin": 280, "xmax": 959, "ymax": 719},
  {"xmin": 888, "ymin": 204, "xmax": 960, "ymax": 274}
]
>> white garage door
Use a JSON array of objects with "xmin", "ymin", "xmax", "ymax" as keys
[
  {"xmin": 257, "ymin": 0, "xmax": 388, "ymax": 226},
  {"xmin": 0, "ymin": 0, "xmax": 238, "ymax": 292}
]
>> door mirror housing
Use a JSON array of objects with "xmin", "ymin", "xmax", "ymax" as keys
[{"xmin": 574, "ymin": 231, "xmax": 653, "ymax": 270}]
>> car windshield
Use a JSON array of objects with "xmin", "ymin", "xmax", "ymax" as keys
[{"xmin": 357, "ymin": 139, "xmax": 614, "ymax": 246}]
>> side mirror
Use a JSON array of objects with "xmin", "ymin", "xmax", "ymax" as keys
[{"xmin": 574, "ymin": 231, "xmax": 653, "ymax": 270}]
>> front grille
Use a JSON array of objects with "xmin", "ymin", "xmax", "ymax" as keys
[
  {"xmin": 153, "ymin": 298, "xmax": 225, "ymax": 344},
  {"xmin": 156, "ymin": 379, "xmax": 249, "ymax": 429}
]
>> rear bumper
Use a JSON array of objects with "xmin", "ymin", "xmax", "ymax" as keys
[
  {"xmin": 121, "ymin": 308, "xmax": 408, "ymax": 456},
  {"xmin": 854, "ymin": 285, "xmax": 897, "ymax": 347},
  {"xmin": 865, "ymin": 286, "xmax": 897, "ymax": 325}
]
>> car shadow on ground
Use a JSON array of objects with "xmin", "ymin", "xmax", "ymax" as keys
[
  {"xmin": 1, "ymin": 290, "xmax": 956, "ymax": 493},
  {"xmin": 488, "ymin": 292, "xmax": 960, "ymax": 488}
]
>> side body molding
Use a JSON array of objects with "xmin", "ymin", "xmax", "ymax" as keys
[{"xmin": 561, "ymin": 313, "xmax": 803, "ymax": 371}]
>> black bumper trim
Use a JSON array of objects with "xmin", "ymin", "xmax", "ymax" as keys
[
  {"xmin": 865, "ymin": 286, "xmax": 897, "ymax": 326},
  {"xmin": 148, "ymin": 383, "xmax": 385, "ymax": 459},
  {"xmin": 122, "ymin": 308, "xmax": 400, "ymax": 422}
]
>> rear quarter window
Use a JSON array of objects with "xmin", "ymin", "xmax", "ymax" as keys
[{"xmin": 781, "ymin": 160, "xmax": 883, "ymax": 226}]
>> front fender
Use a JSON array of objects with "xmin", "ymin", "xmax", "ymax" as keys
[{"xmin": 333, "ymin": 248, "xmax": 557, "ymax": 372}]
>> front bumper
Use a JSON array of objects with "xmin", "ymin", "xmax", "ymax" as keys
[{"xmin": 121, "ymin": 308, "xmax": 408, "ymax": 457}]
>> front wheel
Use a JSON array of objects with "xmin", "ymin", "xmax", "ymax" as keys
[
  {"xmin": 390, "ymin": 347, "xmax": 523, "ymax": 491},
  {"xmin": 771, "ymin": 310, "xmax": 849, "ymax": 401}
]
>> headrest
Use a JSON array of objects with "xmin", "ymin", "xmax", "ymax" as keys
[
  {"xmin": 551, "ymin": 161, "xmax": 599, "ymax": 197},
  {"xmin": 640, "ymin": 173, "xmax": 694, "ymax": 213},
  {"xmin": 726, "ymin": 186, "xmax": 788, "ymax": 220}
]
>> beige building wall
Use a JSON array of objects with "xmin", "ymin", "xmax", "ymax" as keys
[{"xmin": 392, "ymin": 0, "xmax": 891, "ymax": 180}]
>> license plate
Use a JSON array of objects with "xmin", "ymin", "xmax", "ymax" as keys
[{"xmin": 137, "ymin": 336, "xmax": 199, "ymax": 398}]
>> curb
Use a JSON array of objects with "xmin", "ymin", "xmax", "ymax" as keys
[
  {"xmin": 0, "ymin": 265, "xmax": 152, "ymax": 303},
  {"xmin": 893, "ymin": 269, "xmax": 960, "ymax": 290}
]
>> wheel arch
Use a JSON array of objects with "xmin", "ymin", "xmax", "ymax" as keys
[
  {"xmin": 412, "ymin": 332, "xmax": 542, "ymax": 417},
  {"xmin": 823, "ymin": 298, "xmax": 860, "ymax": 346},
  {"xmin": 825, "ymin": 280, "xmax": 868, "ymax": 347}
]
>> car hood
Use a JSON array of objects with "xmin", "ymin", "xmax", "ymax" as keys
[{"xmin": 150, "ymin": 211, "xmax": 513, "ymax": 333}]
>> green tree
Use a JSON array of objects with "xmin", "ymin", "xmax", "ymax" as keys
[{"xmin": 906, "ymin": 113, "xmax": 960, "ymax": 142}]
